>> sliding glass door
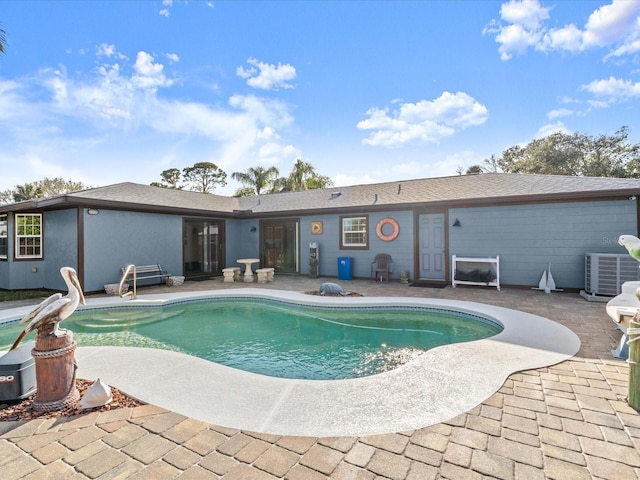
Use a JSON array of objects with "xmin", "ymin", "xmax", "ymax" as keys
[{"xmin": 183, "ymin": 219, "xmax": 225, "ymax": 277}]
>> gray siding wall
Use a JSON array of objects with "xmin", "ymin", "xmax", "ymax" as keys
[
  {"xmin": 0, "ymin": 210, "xmax": 78, "ymax": 291},
  {"xmin": 224, "ymin": 219, "xmax": 260, "ymax": 269},
  {"xmin": 449, "ymin": 200, "xmax": 637, "ymax": 289},
  {"xmin": 44, "ymin": 209, "xmax": 79, "ymax": 290},
  {"xmin": 298, "ymin": 211, "xmax": 415, "ymax": 280},
  {"xmin": 83, "ymin": 209, "xmax": 183, "ymax": 292}
]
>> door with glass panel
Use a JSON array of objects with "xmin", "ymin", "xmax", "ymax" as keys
[
  {"xmin": 261, "ymin": 219, "xmax": 299, "ymax": 273},
  {"xmin": 183, "ymin": 220, "xmax": 225, "ymax": 277}
]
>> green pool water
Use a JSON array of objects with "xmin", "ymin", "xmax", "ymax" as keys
[{"xmin": 0, "ymin": 299, "xmax": 501, "ymax": 380}]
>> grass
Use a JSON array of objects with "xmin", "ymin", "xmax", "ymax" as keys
[{"xmin": 0, "ymin": 289, "xmax": 49, "ymax": 303}]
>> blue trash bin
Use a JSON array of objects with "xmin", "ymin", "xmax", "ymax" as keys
[{"xmin": 337, "ymin": 257, "xmax": 353, "ymax": 280}]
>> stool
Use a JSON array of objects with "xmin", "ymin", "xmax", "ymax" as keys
[
  {"xmin": 222, "ymin": 267, "xmax": 239, "ymax": 283},
  {"xmin": 265, "ymin": 267, "xmax": 275, "ymax": 282},
  {"xmin": 256, "ymin": 268, "xmax": 270, "ymax": 284}
]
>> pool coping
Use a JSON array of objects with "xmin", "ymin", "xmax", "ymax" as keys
[{"xmin": 0, "ymin": 289, "xmax": 581, "ymax": 437}]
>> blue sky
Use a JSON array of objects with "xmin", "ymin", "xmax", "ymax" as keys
[{"xmin": 1, "ymin": 0, "xmax": 639, "ymax": 196}]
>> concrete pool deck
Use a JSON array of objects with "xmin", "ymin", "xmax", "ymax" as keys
[
  {"xmin": 63, "ymin": 290, "xmax": 580, "ymax": 437},
  {"xmin": 1, "ymin": 276, "xmax": 639, "ymax": 479}
]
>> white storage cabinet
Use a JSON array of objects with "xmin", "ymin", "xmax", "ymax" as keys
[{"xmin": 451, "ymin": 255, "xmax": 500, "ymax": 291}]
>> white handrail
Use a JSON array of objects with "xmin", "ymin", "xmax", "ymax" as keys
[{"xmin": 119, "ymin": 264, "xmax": 137, "ymax": 299}]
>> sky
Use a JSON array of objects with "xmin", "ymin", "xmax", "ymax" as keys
[{"xmin": 1, "ymin": 0, "xmax": 640, "ymax": 197}]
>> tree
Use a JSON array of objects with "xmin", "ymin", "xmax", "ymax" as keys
[
  {"xmin": 13, "ymin": 183, "xmax": 43, "ymax": 202},
  {"xmin": 465, "ymin": 165, "xmax": 484, "ymax": 175},
  {"xmin": 273, "ymin": 159, "xmax": 334, "ymax": 192},
  {"xmin": 482, "ymin": 154, "xmax": 502, "ymax": 173},
  {"xmin": 231, "ymin": 166, "xmax": 280, "ymax": 197},
  {"xmin": 182, "ymin": 162, "xmax": 227, "ymax": 193},
  {"xmin": 0, "ymin": 177, "xmax": 89, "ymax": 203},
  {"xmin": 581, "ymin": 126, "xmax": 638, "ymax": 178},
  {"xmin": 151, "ymin": 168, "xmax": 183, "ymax": 189},
  {"xmin": 0, "ymin": 190, "xmax": 12, "ymax": 204},
  {"xmin": 498, "ymin": 127, "xmax": 640, "ymax": 178},
  {"xmin": 38, "ymin": 178, "xmax": 86, "ymax": 197},
  {"xmin": 457, "ymin": 164, "xmax": 484, "ymax": 175}
]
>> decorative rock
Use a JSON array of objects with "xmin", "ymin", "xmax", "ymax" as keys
[
  {"xmin": 320, "ymin": 282, "xmax": 350, "ymax": 296},
  {"xmin": 166, "ymin": 276, "xmax": 185, "ymax": 287},
  {"xmin": 78, "ymin": 378, "xmax": 113, "ymax": 409}
]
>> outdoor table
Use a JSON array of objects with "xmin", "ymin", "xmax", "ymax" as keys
[{"xmin": 237, "ymin": 258, "xmax": 260, "ymax": 282}]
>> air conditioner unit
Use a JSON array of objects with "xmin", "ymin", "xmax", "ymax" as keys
[{"xmin": 585, "ymin": 253, "xmax": 640, "ymax": 297}]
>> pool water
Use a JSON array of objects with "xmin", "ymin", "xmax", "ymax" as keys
[{"xmin": 0, "ymin": 299, "xmax": 501, "ymax": 380}]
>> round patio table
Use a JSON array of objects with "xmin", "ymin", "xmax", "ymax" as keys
[{"xmin": 237, "ymin": 258, "xmax": 260, "ymax": 282}]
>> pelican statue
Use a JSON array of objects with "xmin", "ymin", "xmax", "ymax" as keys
[{"xmin": 10, "ymin": 267, "xmax": 86, "ymax": 351}]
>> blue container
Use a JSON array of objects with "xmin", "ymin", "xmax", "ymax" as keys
[{"xmin": 337, "ymin": 257, "xmax": 353, "ymax": 280}]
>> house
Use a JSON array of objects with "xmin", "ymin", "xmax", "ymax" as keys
[{"xmin": 1, "ymin": 173, "xmax": 639, "ymax": 293}]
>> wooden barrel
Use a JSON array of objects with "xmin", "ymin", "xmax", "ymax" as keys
[{"xmin": 31, "ymin": 329, "xmax": 79, "ymax": 411}]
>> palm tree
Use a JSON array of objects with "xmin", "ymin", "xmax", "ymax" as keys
[
  {"xmin": 275, "ymin": 159, "xmax": 334, "ymax": 192},
  {"xmin": 231, "ymin": 166, "xmax": 280, "ymax": 196},
  {"xmin": 287, "ymin": 159, "xmax": 315, "ymax": 191}
]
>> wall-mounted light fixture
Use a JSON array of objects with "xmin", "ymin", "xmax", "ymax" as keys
[
  {"xmin": 250, "ymin": 226, "xmax": 257, "ymax": 232},
  {"xmin": 87, "ymin": 209, "xmax": 100, "ymax": 215},
  {"xmin": 453, "ymin": 218, "xmax": 461, "ymax": 227}
]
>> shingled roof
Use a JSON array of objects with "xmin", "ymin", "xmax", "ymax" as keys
[{"xmin": 5, "ymin": 173, "xmax": 640, "ymax": 216}]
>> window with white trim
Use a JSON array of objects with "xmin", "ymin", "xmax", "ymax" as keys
[
  {"xmin": 0, "ymin": 214, "xmax": 7, "ymax": 259},
  {"xmin": 340, "ymin": 215, "xmax": 368, "ymax": 249},
  {"xmin": 15, "ymin": 214, "xmax": 42, "ymax": 259}
]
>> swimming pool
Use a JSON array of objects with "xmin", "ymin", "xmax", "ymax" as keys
[
  {"xmin": 0, "ymin": 297, "xmax": 501, "ymax": 380},
  {"xmin": 0, "ymin": 289, "xmax": 581, "ymax": 436}
]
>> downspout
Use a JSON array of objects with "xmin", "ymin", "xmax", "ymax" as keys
[{"xmin": 77, "ymin": 208, "xmax": 85, "ymax": 291}]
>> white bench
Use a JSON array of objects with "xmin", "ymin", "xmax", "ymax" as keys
[
  {"xmin": 256, "ymin": 268, "xmax": 275, "ymax": 284},
  {"xmin": 222, "ymin": 267, "xmax": 241, "ymax": 283},
  {"xmin": 121, "ymin": 264, "xmax": 171, "ymax": 285}
]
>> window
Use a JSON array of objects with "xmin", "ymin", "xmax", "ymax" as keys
[
  {"xmin": 15, "ymin": 214, "xmax": 42, "ymax": 259},
  {"xmin": 0, "ymin": 214, "xmax": 7, "ymax": 259},
  {"xmin": 340, "ymin": 215, "xmax": 368, "ymax": 249}
]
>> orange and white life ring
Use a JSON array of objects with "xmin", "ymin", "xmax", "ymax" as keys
[{"xmin": 376, "ymin": 218, "xmax": 400, "ymax": 242}]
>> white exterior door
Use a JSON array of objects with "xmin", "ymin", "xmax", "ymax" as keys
[{"xmin": 418, "ymin": 213, "xmax": 445, "ymax": 280}]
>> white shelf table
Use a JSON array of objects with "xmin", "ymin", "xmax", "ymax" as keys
[{"xmin": 452, "ymin": 255, "xmax": 500, "ymax": 291}]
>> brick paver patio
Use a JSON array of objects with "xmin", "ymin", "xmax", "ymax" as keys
[{"xmin": 1, "ymin": 276, "xmax": 639, "ymax": 479}]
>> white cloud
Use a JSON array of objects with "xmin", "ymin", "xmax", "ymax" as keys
[
  {"xmin": 485, "ymin": 0, "xmax": 640, "ymax": 61},
  {"xmin": 165, "ymin": 52, "xmax": 180, "ymax": 63},
  {"xmin": 537, "ymin": 121, "xmax": 570, "ymax": 137},
  {"xmin": 581, "ymin": 76, "xmax": 640, "ymax": 102},
  {"xmin": 357, "ymin": 92, "xmax": 489, "ymax": 148},
  {"xmin": 558, "ymin": 95, "xmax": 581, "ymax": 104},
  {"xmin": 582, "ymin": 0, "xmax": 640, "ymax": 48},
  {"xmin": 236, "ymin": 57, "xmax": 296, "ymax": 91},
  {"xmin": 541, "ymin": 23, "xmax": 583, "ymax": 52},
  {"xmin": 160, "ymin": 0, "xmax": 173, "ymax": 17},
  {"xmin": 605, "ymin": 38, "xmax": 640, "ymax": 59},
  {"xmin": 546, "ymin": 108, "xmax": 573, "ymax": 120},
  {"xmin": 0, "ymin": 45, "xmax": 301, "ymax": 191},
  {"xmin": 499, "ymin": 0, "xmax": 550, "ymax": 30},
  {"xmin": 130, "ymin": 51, "xmax": 175, "ymax": 90},
  {"xmin": 96, "ymin": 43, "xmax": 116, "ymax": 58}
]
